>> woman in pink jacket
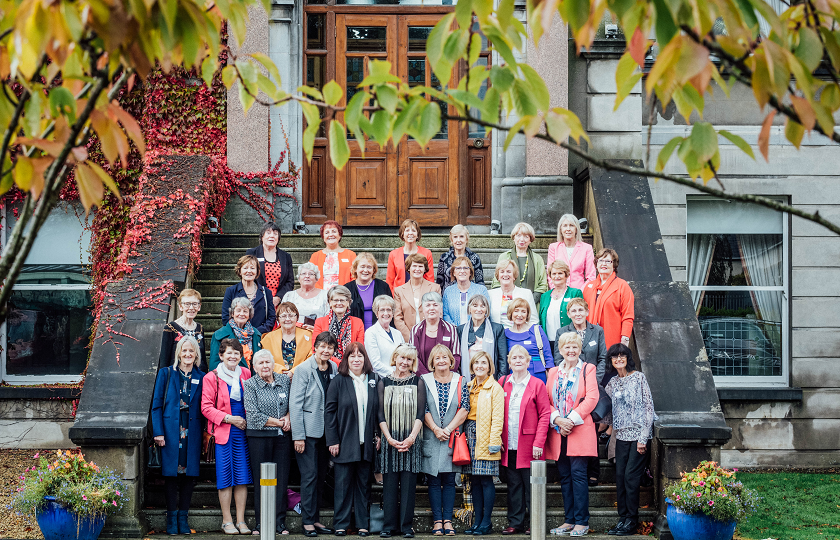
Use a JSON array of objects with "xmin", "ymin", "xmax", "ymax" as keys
[
  {"xmin": 546, "ymin": 214, "xmax": 596, "ymax": 289},
  {"xmin": 545, "ymin": 332, "xmax": 599, "ymax": 537},
  {"xmin": 202, "ymin": 338, "xmax": 253, "ymax": 535},
  {"xmin": 500, "ymin": 345, "xmax": 551, "ymax": 535}
]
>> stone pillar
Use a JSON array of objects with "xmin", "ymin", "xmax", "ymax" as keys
[
  {"xmin": 496, "ymin": 14, "xmax": 573, "ymax": 234},
  {"xmin": 223, "ymin": 4, "xmax": 273, "ymax": 233}
]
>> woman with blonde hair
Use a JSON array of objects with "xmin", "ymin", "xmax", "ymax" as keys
[
  {"xmin": 345, "ymin": 252, "xmax": 393, "ymax": 330},
  {"xmin": 436, "ymin": 224, "xmax": 484, "ymax": 292},
  {"xmin": 393, "ymin": 253, "xmax": 441, "ymax": 341},
  {"xmin": 387, "ymin": 219, "xmax": 435, "ymax": 291},
  {"xmin": 378, "ymin": 343, "xmax": 427, "ymax": 538},
  {"xmin": 504, "ymin": 298, "xmax": 554, "ymax": 383},
  {"xmin": 442, "ymin": 256, "xmax": 490, "ymax": 326},
  {"xmin": 159, "ymin": 289, "xmax": 206, "ymax": 369},
  {"xmin": 463, "ymin": 351, "xmax": 504, "ymax": 536},
  {"xmin": 364, "ymin": 295, "xmax": 405, "ymax": 377},
  {"xmin": 546, "ymin": 214, "xmax": 595, "ymax": 289},
  {"xmin": 491, "ymin": 222, "xmax": 548, "ymax": 307},
  {"xmin": 487, "ymin": 260, "xmax": 538, "ymax": 329},
  {"xmin": 538, "ymin": 260, "xmax": 583, "ymax": 353}
]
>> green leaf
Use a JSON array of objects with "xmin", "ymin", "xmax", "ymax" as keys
[
  {"xmin": 560, "ymin": 0, "xmax": 591, "ymax": 31},
  {"xmin": 795, "ymin": 27, "xmax": 823, "ymax": 72},
  {"xmin": 732, "ymin": 0, "xmax": 759, "ymax": 33},
  {"xmin": 511, "ymin": 79, "xmax": 538, "ymax": 117},
  {"xmin": 323, "ymin": 80, "xmax": 343, "ymax": 107},
  {"xmin": 443, "ymin": 30, "xmax": 470, "ymax": 75},
  {"xmin": 298, "ymin": 85, "xmax": 324, "ymax": 102},
  {"xmin": 821, "ymin": 83, "xmax": 840, "ymax": 111},
  {"xmin": 48, "ymin": 88, "xmax": 76, "ymax": 123},
  {"xmin": 718, "ymin": 130, "xmax": 755, "ymax": 160},
  {"xmin": 468, "ymin": 33, "xmax": 482, "ymax": 67},
  {"xmin": 545, "ymin": 112, "xmax": 571, "ymax": 144},
  {"xmin": 222, "ymin": 65, "xmax": 237, "ymax": 89},
  {"xmin": 811, "ymin": 101, "xmax": 835, "ymax": 135},
  {"xmin": 301, "ymin": 102, "xmax": 321, "ymax": 128},
  {"xmin": 497, "ymin": 0, "xmax": 514, "ymax": 30},
  {"xmin": 161, "ymin": 0, "xmax": 177, "ymax": 34},
  {"xmin": 652, "ymin": 0, "xmax": 678, "ymax": 46},
  {"xmin": 344, "ymin": 91, "xmax": 368, "ymax": 137},
  {"xmin": 503, "ymin": 117, "xmax": 528, "ymax": 150},
  {"xmin": 616, "ymin": 73, "xmax": 643, "ymax": 111},
  {"xmin": 329, "ymin": 121, "xmax": 350, "ymax": 169},
  {"xmin": 489, "ymin": 66, "xmax": 515, "ymax": 93},
  {"xmin": 13, "ymin": 155, "xmax": 33, "ymax": 191},
  {"xmin": 784, "ymin": 118, "xmax": 804, "ymax": 148},
  {"xmin": 415, "ymin": 101, "xmax": 441, "ymax": 147},
  {"xmin": 747, "ymin": 0, "xmax": 783, "ymax": 37},
  {"xmin": 519, "ymin": 64, "xmax": 550, "ymax": 111},
  {"xmin": 250, "ymin": 52, "xmax": 283, "ymax": 84},
  {"xmin": 375, "ymin": 85, "xmax": 399, "ymax": 114},
  {"xmin": 392, "ymin": 97, "xmax": 424, "ymax": 144},
  {"xmin": 448, "ymin": 89, "xmax": 485, "ymax": 112},
  {"xmin": 656, "ymin": 136, "xmax": 683, "ymax": 171},
  {"xmin": 201, "ymin": 55, "xmax": 218, "ymax": 87},
  {"xmin": 368, "ymin": 110, "xmax": 392, "ymax": 147},
  {"xmin": 481, "ymin": 87, "xmax": 500, "ymax": 124},
  {"xmin": 427, "ymin": 14, "xmax": 456, "ymax": 83},
  {"xmin": 690, "ymin": 122, "xmax": 718, "ymax": 163},
  {"xmin": 24, "ymin": 90, "xmax": 44, "ymax": 138},
  {"xmin": 455, "ymin": 0, "xmax": 473, "ymax": 30},
  {"xmin": 818, "ymin": 28, "xmax": 840, "ymax": 71},
  {"xmin": 238, "ymin": 81, "xmax": 256, "ymax": 114}
]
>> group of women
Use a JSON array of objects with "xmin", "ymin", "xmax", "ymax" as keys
[{"xmin": 150, "ymin": 216, "xmax": 653, "ymax": 538}]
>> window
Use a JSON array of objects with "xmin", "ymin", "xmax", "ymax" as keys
[
  {"xmin": 686, "ymin": 197, "xmax": 788, "ymax": 386},
  {"xmin": 1, "ymin": 202, "xmax": 94, "ymax": 384}
]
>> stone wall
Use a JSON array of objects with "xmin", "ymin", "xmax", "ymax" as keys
[{"xmin": 0, "ymin": 398, "xmax": 76, "ymax": 448}]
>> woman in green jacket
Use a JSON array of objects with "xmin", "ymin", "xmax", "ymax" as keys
[
  {"xmin": 490, "ymin": 222, "xmax": 548, "ymax": 307},
  {"xmin": 539, "ymin": 260, "xmax": 583, "ymax": 353}
]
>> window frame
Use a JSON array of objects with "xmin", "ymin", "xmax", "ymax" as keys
[{"xmin": 685, "ymin": 195, "xmax": 790, "ymax": 388}]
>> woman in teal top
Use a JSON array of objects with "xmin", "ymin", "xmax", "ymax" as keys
[{"xmin": 539, "ymin": 260, "xmax": 583, "ymax": 352}]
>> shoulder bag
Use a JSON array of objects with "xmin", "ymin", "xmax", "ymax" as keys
[
  {"xmin": 582, "ymin": 362, "xmax": 611, "ymax": 423},
  {"xmin": 532, "ymin": 325, "xmax": 546, "ymax": 368},
  {"xmin": 448, "ymin": 376, "xmax": 471, "ymax": 466},
  {"xmin": 201, "ymin": 374, "xmax": 220, "ymax": 462}
]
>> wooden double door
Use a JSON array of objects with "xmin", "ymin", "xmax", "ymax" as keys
[{"xmin": 303, "ymin": 12, "xmax": 491, "ymax": 227}]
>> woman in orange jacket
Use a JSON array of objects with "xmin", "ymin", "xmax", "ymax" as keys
[
  {"xmin": 309, "ymin": 220, "xmax": 356, "ymax": 290},
  {"xmin": 311, "ymin": 285, "xmax": 364, "ymax": 362},
  {"xmin": 545, "ymin": 332, "xmax": 599, "ymax": 537},
  {"xmin": 581, "ymin": 248, "xmax": 634, "ymax": 348},
  {"xmin": 386, "ymin": 219, "xmax": 435, "ymax": 291}
]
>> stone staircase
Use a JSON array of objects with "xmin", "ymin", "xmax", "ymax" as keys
[{"xmin": 141, "ymin": 231, "xmax": 657, "ymax": 536}]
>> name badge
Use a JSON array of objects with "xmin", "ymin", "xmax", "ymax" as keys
[
  {"xmin": 589, "ymin": 340, "xmax": 597, "ymax": 347},
  {"xmin": 484, "ymin": 337, "xmax": 493, "ymax": 343},
  {"xmin": 524, "ymin": 341, "xmax": 532, "ymax": 345},
  {"xmin": 369, "ymin": 380, "xmax": 376, "ymax": 387},
  {"xmin": 330, "ymin": 374, "xmax": 336, "ymax": 379},
  {"xmin": 405, "ymin": 387, "xmax": 413, "ymax": 393},
  {"xmin": 562, "ymin": 298, "xmax": 568, "ymax": 302},
  {"xmin": 442, "ymin": 336, "xmax": 451, "ymax": 341},
  {"xmin": 191, "ymin": 379, "xmax": 199, "ymax": 384},
  {"xmin": 504, "ymin": 392, "xmax": 508, "ymax": 397},
  {"xmin": 279, "ymin": 393, "xmax": 287, "ymax": 398},
  {"xmin": 257, "ymin": 257, "xmax": 265, "ymax": 262},
  {"xmin": 305, "ymin": 335, "xmax": 310, "ymax": 341},
  {"xmin": 341, "ymin": 258, "xmax": 349, "ymax": 263}
]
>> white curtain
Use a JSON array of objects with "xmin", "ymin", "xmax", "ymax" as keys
[
  {"xmin": 738, "ymin": 234, "xmax": 784, "ymax": 360},
  {"xmin": 687, "ymin": 234, "xmax": 716, "ymax": 310},
  {"xmin": 758, "ymin": 0, "xmax": 788, "ymax": 36}
]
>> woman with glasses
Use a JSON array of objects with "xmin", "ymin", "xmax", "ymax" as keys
[
  {"xmin": 436, "ymin": 224, "xmax": 484, "ymax": 293},
  {"xmin": 159, "ymin": 289, "xmax": 206, "ymax": 370},
  {"xmin": 408, "ymin": 291, "xmax": 461, "ymax": 376},
  {"xmin": 282, "ymin": 262, "xmax": 328, "ymax": 331},
  {"xmin": 386, "ymin": 219, "xmax": 435, "ymax": 292},
  {"xmin": 441, "ymin": 256, "xmax": 490, "ymax": 327},
  {"xmin": 259, "ymin": 302, "xmax": 313, "ymax": 373},
  {"xmin": 393, "ymin": 254, "xmax": 441, "ymax": 341},
  {"xmin": 491, "ymin": 222, "xmax": 547, "ymax": 307},
  {"xmin": 312, "ymin": 285, "xmax": 365, "ymax": 362}
]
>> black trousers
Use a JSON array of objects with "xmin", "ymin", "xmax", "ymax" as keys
[
  {"xmin": 333, "ymin": 454, "xmax": 372, "ymax": 530},
  {"xmin": 587, "ymin": 456, "xmax": 600, "ymax": 480},
  {"xmin": 614, "ymin": 440, "xmax": 647, "ymax": 522},
  {"xmin": 247, "ymin": 434, "xmax": 291, "ymax": 530},
  {"xmin": 164, "ymin": 475, "xmax": 196, "ymax": 512},
  {"xmin": 504, "ymin": 450, "xmax": 531, "ymax": 530},
  {"xmin": 298, "ymin": 436, "xmax": 331, "ymax": 526},
  {"xmin": 382, "ymin": 470, "xmax": 417, "ymax": 534}
]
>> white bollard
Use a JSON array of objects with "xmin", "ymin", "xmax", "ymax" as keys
[
  {"xmin": 260, "ymin": 462, "xmax": 277, "ymax": 540},
  {"xmin": 530, "ymin": 460, "xmax": 546, "ymax": 540}
]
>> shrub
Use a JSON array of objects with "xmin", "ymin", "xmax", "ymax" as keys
[{"xmin": 664, "ymin": 460, "xmax": 760, "ymax": 523}]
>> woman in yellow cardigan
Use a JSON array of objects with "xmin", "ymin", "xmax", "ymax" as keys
[
  {"xmin": 464, "ymin": 351, "xmax": 505, "ymax": 536},
  {"xmin": 258, "ymin": 303, "xmax": 313, "ymax": 373}
]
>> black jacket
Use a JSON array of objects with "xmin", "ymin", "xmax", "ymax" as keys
[
  {"xmin": 344, "ymin": 279, "xmax": 393, "ymax": 327},
  {"xmin": 221, "ymin": 282, "xmax": 276, "ymax": 334},
  {"xmin": 456, "ymin": 319, "xmax": 509, "ymax": 379},
  {"xmin": 324, "ymin": 372, "xmax": 379, "ymax": 463},
  {"xmin": 245, "ymin": 245, "xmax": 295, "ymax": 300}
]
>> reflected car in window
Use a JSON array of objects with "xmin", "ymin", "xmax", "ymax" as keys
[{"xmin": 699, "ymin": 317, "xmax": 782, "ymax": 377}]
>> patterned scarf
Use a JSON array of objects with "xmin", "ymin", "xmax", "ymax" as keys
[
  {"xmin": 554, "ymin": 361, "xmax": 583, "ymax": 417},
  {"xmin": 228, "ymin": 320, "xmax": 255, "ymax": 367},
  {"xmin": 329, "ymin": 310, "xmax": 353, "ymax": 359}
]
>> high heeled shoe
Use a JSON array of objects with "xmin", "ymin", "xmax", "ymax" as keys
[{"xmin": 472, "ymin": 525, "xmax": 492, "ymax": 536}]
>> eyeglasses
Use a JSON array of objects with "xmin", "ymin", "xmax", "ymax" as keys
[
  {"xmin": 278, "ymin": 313, "xmax": 297, "ymax": 319},
  {"xmin": 181, "ymin": 302, "xmax": 200, "ymax": 308},
  {"xmin": 300, "ymin": 272, "xmax": 317, "ymax": 277},
  {"xmin": 454, "ymin": 267, "xmax": 471, "ymax": 272}
]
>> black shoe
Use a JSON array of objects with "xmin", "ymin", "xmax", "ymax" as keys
[
  {"xmin": 403, "ymin": 529, "xmax": 415, "ymax": 538},
  {"xmin": 607, "ymin": 520, "xmax": 626, "ymax": 535},
  {"xmin": 335, "ymin": 531, "xmax": 347, "ymax": 537},
  {"xmin": 380, "ymin": 532, "xmax": 392, "ymax": 538},
  {"xmin": 358, "ymin": 531, "xmax": 370, "ymax": 537},
  {"xmin": 316, "ymin": 526, "xmax": 336, "ymax": 535},
  {"xmin": 616, "ymin": 521, "xmax": 638, "ymax": 536},
  {"xmin": 473, "ymin": 525, "xmax": 492, "ymax": 536},
  {"xmin": 305, "ymin": 529, "xmax": 319, "ymax": 538},
  {"xmin": 588, "ymin": 477, "xmax": 599, "ymax": 487}
]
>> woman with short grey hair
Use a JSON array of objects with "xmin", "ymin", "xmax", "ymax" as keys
[
  {"xmin": 409, "ymin": 291, "xmax": 461, "ymax": 375},
  {"xmin": 210, "ymin": 296, "xmax": 262, "ymax": 371},
  {"xmin": 282, "ymin": 262, "xmax": 328, "ymax": 331},
  {"xmin": 312, "ymin": 285, "xmax": 365, "ymax": 360},
  {"xmin": 243, "ymin": 349, "xmax": 292, "ymax": 535},
  {"xmin": 364, "ymin": 295, "xmax": 404, "ymax": 377}
]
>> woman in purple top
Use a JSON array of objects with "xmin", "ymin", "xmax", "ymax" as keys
[
  {"xmin": 345, "ymin": 252, "xmax": 393, "ymax": 330},
  {"xmin": 409, "ymin": 291, "xmax": 461, "ymax": 375},
  {"xmin": 503, "ymin": 298, "xmax": 554, "ymax": 383}
]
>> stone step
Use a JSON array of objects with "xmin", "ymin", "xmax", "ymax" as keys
[
  {"xmin": 202, "ymin": 234, "xmax": 562, "ymax": 251},
  {"xmin": 143, "ymin": 482, "xmax": 650, "ymax": 511},
  {"xmin": 142, "ymin": 507, "xmax": 658, "ymax": 535},
  {"xmin": 199, "ymin": 248, "xmax": 538, "ymax": 266}
]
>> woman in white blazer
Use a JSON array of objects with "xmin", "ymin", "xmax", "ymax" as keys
[
  {"xmin": 364, "ymin": 295, "xmax": 404, "ymax": 377},
  {"xmin": 488, "ymin": 260, "xmax": 538, "ymax": 329},
  {"xmin": 546, "ymin": 214, "xmax": 596, "ymax": 289}
]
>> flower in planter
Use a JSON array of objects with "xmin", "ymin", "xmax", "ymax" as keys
[{"xmin": 665, "ymin": 460, "xmax": 760, "ymax": 523}]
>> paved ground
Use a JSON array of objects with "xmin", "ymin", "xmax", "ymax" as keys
[{"xmin": 143, "ymin": 535, "xmax": 652, "ymax": 539}]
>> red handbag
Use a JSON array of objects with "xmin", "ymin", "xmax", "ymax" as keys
[{"xmin": 449, "ymin": 376, "xmax": 471, "ymax": 466}]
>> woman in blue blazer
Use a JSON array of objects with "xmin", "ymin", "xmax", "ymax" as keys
[{"xmin": 152, "ymin": 335, "xmax": 206, "ymax": 535}]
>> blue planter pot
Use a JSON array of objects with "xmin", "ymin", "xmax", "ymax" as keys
[
  {"xmin": 36, "ymin": 497, "xmax": 106, "ymax": 540},
  {"xmin": 666, "ymin": 499, "xmax": 737, "ymax": 540}
]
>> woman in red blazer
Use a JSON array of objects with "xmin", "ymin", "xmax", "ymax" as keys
[
  {"xmin": 386, "ymin": 219, "xmax": 435, "ymax": 291},
  {"xmin": 581, "ymin": 248, "xmax": 635, "ymax": 348},
  {"xmin": 500, "ymin": 345, "xmax": 551, "ymax": 534},
  {"xmin": 545, "ymin": 332, "xmax": 599, "ymax": 537},
  {"xmin": 311, "ymin": 285, "xmax": 364, "ymax": 362},
  {"xmin": 201, "ymin": 338, "xmax": 253, "ymax": 535}
]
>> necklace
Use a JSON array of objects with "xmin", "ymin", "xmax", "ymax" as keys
[
  {"xmin": 517, "ymin": 253, "xmax": 530, "ymax": 285},
  {"xmin": 388, "ymin": 371, "xmax": 413, "ymax": 383},
  {"xmin": 357, "ymin": 281, "xmax": 374, "ymax": 292},
  {"xmin": 244, "ymin": 284, "xmax": 257, "ymax": 300}
]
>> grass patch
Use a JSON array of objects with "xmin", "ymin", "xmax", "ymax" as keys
[{"xmin": 734, "ymin": 472, "xmax": 840, "ymax": 540}]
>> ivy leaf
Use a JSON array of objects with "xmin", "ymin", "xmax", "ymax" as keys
[
  {"xmin": 718, "ymin": 130, "xmax": 755, "ymax": 161},
  {"xmin": 329, "ymin": 120, "xmax": 350, "ymax": 170},
  {"xmin": 323, "ymin": 80, "xmax": 343, "ymax": 107}
]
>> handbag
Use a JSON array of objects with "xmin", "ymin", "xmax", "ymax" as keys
[
  {"xmin": 449, "ymin": 376, "xmax": 471, "ymax": 466},
  {"xmin": 583, "ymin": 363, "xmax": 612, "ymax": 423},
  {"xmin": 148, "ymin": 368, "xmax": 172, "ymax": 469},
  {"xmin": 201, "ymin": 375, "xmax": 220, "ymax": 462}
]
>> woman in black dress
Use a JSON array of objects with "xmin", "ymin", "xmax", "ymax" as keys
[{"xmin": 159, "ymin": 289, "xmax": 205, "ymax": 370}]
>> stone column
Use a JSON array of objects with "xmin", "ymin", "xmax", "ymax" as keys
[{"xmin": 496, "ymin": 15, "xmax": 574, "ymax": 234}]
